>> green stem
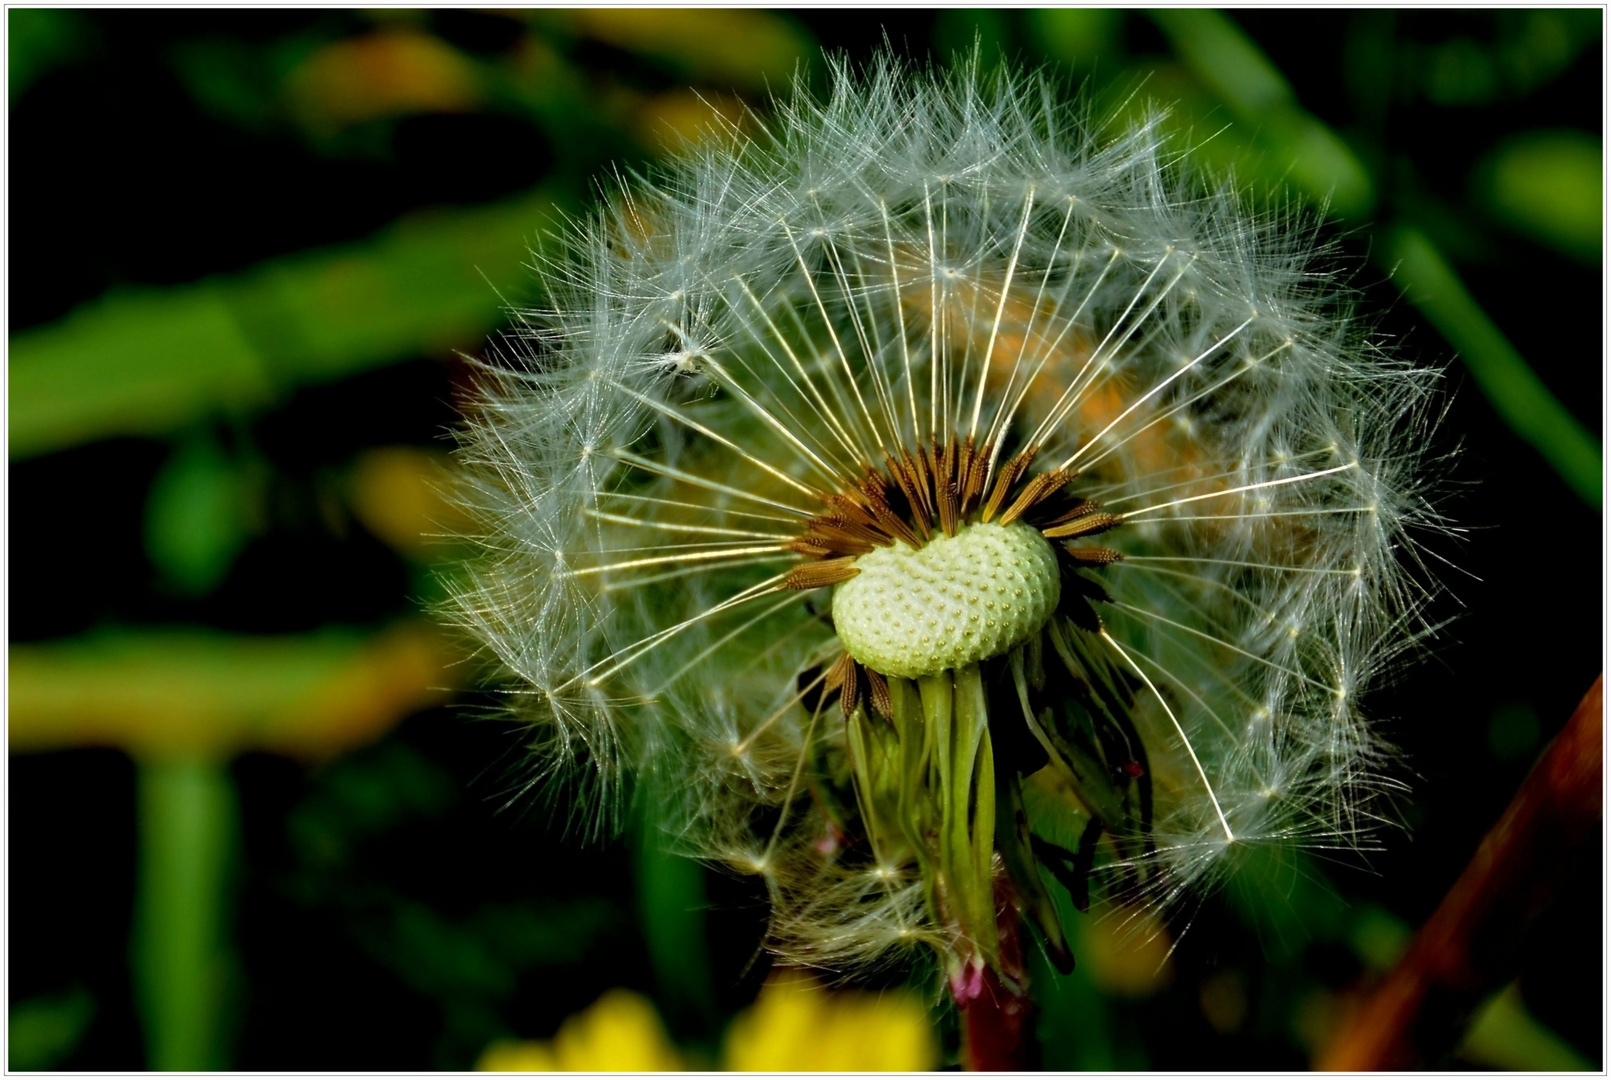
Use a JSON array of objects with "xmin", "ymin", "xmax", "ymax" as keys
[
  {"xmin": 920, "ymin": 665, "xmax": 999, "ymax": 966},
  {"xmin": 1386, "ymin": 226, "xmax": 1602, "ymax": 508},
  {"xmin": 1154, "ymin": 9, "xmax": 1603, "ymax": 508},
  {"xmin": 133, "ymin": 757, "xmax": 236, "ymax": 1071},
  {"xmin": 632, "ymin": 802, "xmax": 717, "ymax": 1036}
]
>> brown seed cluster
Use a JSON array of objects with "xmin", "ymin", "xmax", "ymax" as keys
[{"xmin": 783, "ymin": 436, "xmax": 1124, "ymax": 585}]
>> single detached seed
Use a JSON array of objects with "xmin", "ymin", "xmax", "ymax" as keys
[{"xmin": 832, "ymin": 521, "xmax": 1060, "ymax": 678}]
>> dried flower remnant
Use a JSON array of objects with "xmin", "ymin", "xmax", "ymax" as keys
[{"xmin": 448, "ymin": 53, "xmax": 1443, "ymax": 1024}]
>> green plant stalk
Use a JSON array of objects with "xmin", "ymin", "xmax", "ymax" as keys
[
  {"xmin": 1153, "ymin": 8, "xmax": 1603, "ymax": 509},
  {"xmin": 633, "ymin": 806, "xmax": 717, "ymax": 1035},
  {"xmin": 1386, "ymin": 226, "xmax": 1603, "ymax": 507},
  {"xmin": 132, "ymin": 758, "xmax": 236, "ymax": 1071},
  {"xmin": 920, "ymin": 666, "xmax": 998, "ymax": 969}
]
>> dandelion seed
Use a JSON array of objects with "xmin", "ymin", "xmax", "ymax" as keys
[{"xmin": 446, "ymin": 51, "xmax": 1445, "ymax": 1049}]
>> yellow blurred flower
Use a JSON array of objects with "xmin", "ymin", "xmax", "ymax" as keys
[
  {"xmin": 477, "ymin": 989, "xmax": 684, "ymax": 1072},
  {"xmin": 1078, "ymin": 903, "xmax": 1175, "ymax": 999},
  {"xmin": 478, "ymin": 973, "xmax": 938, "ymax": 1072},
  {"xmin": 723, "ymin": 973, "xmax": 937, "ymax": 1072}
]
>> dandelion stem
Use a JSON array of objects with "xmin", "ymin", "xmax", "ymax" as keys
[
  {"xmin": 1317, "ymin": 675, "xmax": 1604, "ymax": 1069},
  {"xmin": 956, "ymin": 873, "xmax": 1034, "ymax": 1071}
]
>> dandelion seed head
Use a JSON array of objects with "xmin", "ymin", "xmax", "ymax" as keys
[{"xmin": 447, "ymin": 52, "xmax": 1446, "ymax": 977}]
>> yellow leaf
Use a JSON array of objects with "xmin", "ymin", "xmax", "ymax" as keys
[
  {"xmin": 633, "ymin": 89, "xmax": 749, "ymax": 154},
  {"xmin": 285, "ymin": 28, "xmax": 480, "ymax": 129},
  {"xmin": 558, "ymin": 10, "xmax": 809, "ymax": 90},
  {"xmin": 8, "ymin": 623, "xmax": 457, "ymax": 763},
  {"xmin": 350, "ymin": 446, "xmax": 470, "ymax": 556}
]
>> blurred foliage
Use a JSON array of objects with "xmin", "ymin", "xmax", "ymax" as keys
[
  {"xmin": 7, "ymin": 9, "xmax": 1601, "ymax": 1071},
  {"xmin": 144, "ymin": 434, "xmax": 260, "ymax": 595},
  {"xmin": 8, "ymin": 987, "xmax": 96, "ymax": 1071},
  {"xmin": 9, "ymin": 624, "xmax": 455, "ymax": 761},
  {"xmin": 1149, "ymin": 9, "xmax": 1601, "ymax": 507},
  {"xmin": 1477, "ymin": 129, "xmax": 1602, "ymax": 264},
  {"xmin": 9, "ymin": 189, "xmax": 555, "ymax": 458},
  {"xmin": 1461, "ymin": 983, "xmax": 1596, "ymax": 1072},
  {"xmin": 634, "ymin": 807, "xmax": 719, "ymax": 1035},
  {"xmin": 545, "ymin": 9, "xmax": 812, "ymax": 91},
  {"xmin": 7, "ymin": 8, "xmax": 85, "ymax": 101}
]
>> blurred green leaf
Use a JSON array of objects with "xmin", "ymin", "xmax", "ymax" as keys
[
  {"xmin": 288, "ymin": 740, "xmax": 457, "ymax": 868},
  {"xmin": 384, "ymin": 903, "xmax": 521, "ymax": 998},
  {"xmin": 1347, "ymin": 905, "xmax": 1412, "ymax": 973},
  {"xmin": 1422, "ymin": 38, "xmax": 1499, "ymax": 105},
  {"xmin": 1387, "ymin": 226, "xmax": 1603, "ymax": 507},
  {"xmin": 10, "ymin": 188, "xmax": 558, "ymax": 459},
  {"xmin": 1224, "ymin": 846, "xmax": 1350, "ymax": 964},
  {"xmin": 1477, "ymin": 130, "xmax": 1602, "ymax": 264},
  {"xmin": 1460, "ymin": 983, "xmax": 1594, "ymax": 1071},
  {"xmin": 236, "ymin": 189, "xmax": 558, "ymax": 376},
  {"xmin": 375, "ymin": 902, "xmax": 608, "ymax": 999},
  {"xmin": 933, "ymin": 9, "xmax": 1013, "ymax": 65},
  {"xmin": 8, "ymin": 8, "xmax": 84, "ymax": 102},
  {"xmin": 9, "ymin": 283, "xmax": 274, "ymax": 459},
  {"xmin": 145, "ymin": 436, "xmax": 257, "ymax": 595},
  {"xmin": 1486, "ymin": 701, "xmax": 1542, "ymax": 762},
  {"xmin": 550, "ymin": 10, "xmax": 813, "ymax": 91},
  {"xmin": 1150, "ymin": 10, "xmax": 1374, "ymax": 218},
  {"xmin": 1495, "ymin": 10, "xmax": 1602, "ymax": 95},
  {"xmin": 8, "ymin": 986, "xmax": 95, "ymax": 1071},
  {"xmin": 355, "ymin": 896, "xmax": 617, "ymax": 1066},
  {"xmin": 1154, "ymin": 8, "xmax": 1290, "ymax": 114},
  {"xmin": 167, "ymin": 36, "xmax": 295, "ymax": 131},
  {"xmin": 1147, "ymin": 11, "xmax": 1602, "ymax": 507},
  {"xmin": 1029, "ymin": 884, "xmax": 1134, "ymax": 1070},
  {"xmin": 1025, "ymin": 9, "xmax": 1122, "ymax": 70}
]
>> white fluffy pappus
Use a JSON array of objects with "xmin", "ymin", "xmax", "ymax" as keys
[{"xmin": 446, "ymin": 53, "xmax": 1446, "ymax": 982}]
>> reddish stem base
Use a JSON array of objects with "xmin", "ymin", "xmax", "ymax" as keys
[
  {"xmin": 958, "ymin": 962, "xmax": 1031, "ymax": 1070},
  {"xmin": 955, "ymin": 881, "xmax": 1034, "ymax": 1071}
]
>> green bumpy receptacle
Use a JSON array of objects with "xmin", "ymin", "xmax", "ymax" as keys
[{"xmin": 831, "ymin": 521, "xmax": 1061, "ymax": 679}]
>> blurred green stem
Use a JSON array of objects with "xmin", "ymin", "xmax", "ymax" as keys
[
  {"xmin": 133, "ymin": 758, "xmax": 237, "ymax": 1071},
  {"xmin": 1150, "ymin": 8, "xmax": 1373, "ymax": 217},
  {"xmin": 1154, "ymin": 9, "xmax": 1603, "ymax": 509},
  {"xmin": 1385, "ymin": 227, "xmax": 1603, "ymax": 507},
  {"xmin": 632, "ymin": 806, "xmax": 717, "ymax": 1037}
]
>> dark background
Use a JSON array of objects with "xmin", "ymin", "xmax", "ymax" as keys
[{"xmin": 9, "ymin": 9, "xmax": 1602, "ymax": 1070}]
